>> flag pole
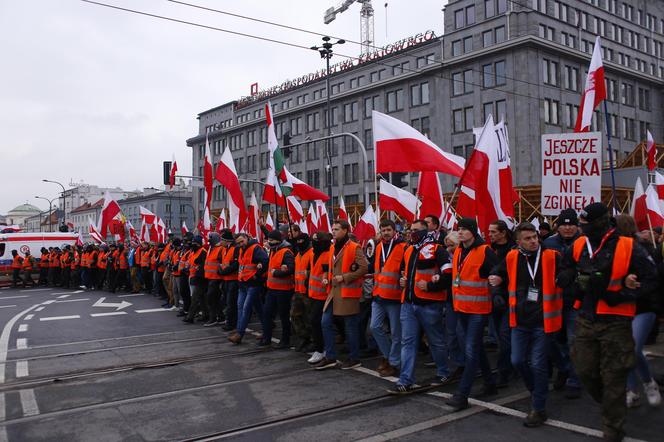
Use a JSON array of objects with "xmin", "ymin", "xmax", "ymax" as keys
[
  {"xmin": 374, "ymin": 139, "xmax": 380, "ymax": 221},
  {"xmin": 603, "ymin": 100, "xmax": 618, "ymax": 212},
  {"xmin": 277, "ymin": 181, "xmax": 295, "ymax": 239},
  {"xmin": 646, "ymin": 212, "xmax": 657, "ymax": 248}
]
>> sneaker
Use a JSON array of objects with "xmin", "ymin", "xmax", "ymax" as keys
[
  {"xmin": 430, "ymin": 375, "xmax": 453, "ymax": 386},
  {"xmin": 340, "ymin": 359, "xmax": 362, "ymax": 370},
  {"xmin": 307, "ymin": 351, "xmax": 325, "ymax": 364},
  {"xmin": 169, "ymin": 306, "xmax": 178, "ymax": 311},
  {"xmin": 387, "ymin": 384, "xmax": 419, "ymax": 395},
  {"xmin": 643, "ymin": 380, "xmax": 662, "ymax": 407},
  {"xmin": 424, "ymin": 360, "xmax": 436, "ymax": 367},
  {"xmin": 564, "ymin": 385, "xmax": 582, "ymax": 400},
  {"xmin": 203, "ymin": 321, "xmax": 220, "ymax": 327},
  {"xmin": 445, "ymin": 394, "xmax": 469, "ymax": 411},
  {"xmin": 626, "ymin": 390, "xmax": 641, "ymax": 408},
  {"xmin": 314, "ymin": 357, "xmax": 339, "ymax": 370},
  {"xmin": 523, "ymin": 410, "xmax": 548, "ymax": 428},
  {"xmin": 228, "ymin": 333, "xmax": 242, "ymax": 345},
  {"xmin": 378, "ymin": 365, "xmax": 399, "ymax": 378}
]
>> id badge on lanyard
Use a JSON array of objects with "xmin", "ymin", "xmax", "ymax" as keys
[{"xmin": 526, "ymin": 248, "xmax": 541, "ymax": 303}]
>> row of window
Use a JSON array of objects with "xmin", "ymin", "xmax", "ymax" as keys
[
  {"xmin": 451, "ymin": 60, "xmax": 506, "ymax": 94},
  {"xmin": 552, "ymin": 0, "xmax": 664, "ymax": 35},
  {"xmin": 452, "ymin": 100, "xmax": 506, "ymax": 133},
  {"xmin": 454, "ymin": 0, "xmax": 508, "ymax": 30}
]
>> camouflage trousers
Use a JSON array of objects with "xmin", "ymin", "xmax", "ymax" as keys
[
  {"xmin": 290, "ymin": 293, "xmax": 312, "ymax": 344},
  {"xmin": 571, "ymin": 315, "xmax": 635, "ymax": 440}
]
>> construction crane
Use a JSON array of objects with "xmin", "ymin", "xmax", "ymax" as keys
[{"xmin": 324, "ymin": 0, "xmax": 374, "ymax": 55}]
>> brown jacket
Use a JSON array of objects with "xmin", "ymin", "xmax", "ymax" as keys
[{"xmin": 328, "ymin": 242, "xmax": 368, "ymax": 316}]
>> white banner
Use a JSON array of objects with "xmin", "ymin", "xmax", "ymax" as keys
[{"xmin": 541, "ymin": 132, "xmax": 602, "ymax": 216}]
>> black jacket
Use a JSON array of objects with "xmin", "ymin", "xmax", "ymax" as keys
[{"xmin": 402, "ymin": 240, "xmax": 452, "ymax": 305}]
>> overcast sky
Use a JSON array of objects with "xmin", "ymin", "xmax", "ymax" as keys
[{"xmin": 0, "ymin": 0, "xmax": 447, "ymax": 215}]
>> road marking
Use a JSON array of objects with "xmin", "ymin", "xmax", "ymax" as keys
[
  {"xmin": 41, "ymin": 300, "xmax": 55, "ymax": 305},
  {"xmin": 19, "ymin": 389, "xmax": 39, "ymax": 416},
  {"xmin": 90, "ymin": 312, "xmax": 127, "ymax": 317},
  {"xmin": 19, "ymin": 288, "xmax": 50, "ymax": 292},
  {"xmin": 16, "ymin": 339, "xmax": 27, "ymax": 350},
  {"xmin": 0, "ymin": 306, "xmax": 16, "ymax": 309},
  {"xmin": 0, "ymin": 305, "xmax": 38, "ymax": 384},
  {"xmin": 34, "ymin": 307, "xmax": 44, "ymax": 312},
  {"xmin": 56, "ymin": 295, "xmax": 69, "ymax": 299},
  {"xmin": 118, "ymin": 293, "xmax": 144, "ymax": 298},
  {"xmin": 39, "ymin": 315, "xmax": 80, "ymax": 322},
  {"xmin": 72, "ymin": 290, "xmax": 85, "ymax": 294},
  {"xmin": 0, "ymin": 393, "xmax": 6, "ymax": 442},
  {"xmin": 55, "ymin": 298, "xmax": 90, "ymax": 303},
  {"xmin": 17, "ymin": 324, "xmax": 28, "ymax": 333},
  {"xmin": 0, "ymin": 296, "xmax": 29, "ymax": 300},
  {"xmin": 24, "ymin": 314, "xmax": 34, "ymax": 321},
  {"xmin": 50, "ymin": 292, "xmax": 71, "ymax": 296},
  {"xmin": 135, "ymin": 308, "xmax": 170, "ymax": 313},
  {"xmin": 16, "ymin": 360, "xmax": 28, "ymax": 378}
]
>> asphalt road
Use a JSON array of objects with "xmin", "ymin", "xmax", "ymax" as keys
[{"xmin": 0, "ymin": 286, "xmax": 661, "ymax": 441}]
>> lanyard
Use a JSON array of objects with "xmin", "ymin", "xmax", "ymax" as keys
[
  {"xmin": 380, "ymin": 239, "xmax": 394, "ymax": 266},
  {"xmin": 525, "ymin": 247, "xmax": 541, "ymax": 284},
  {"xmin": 456, "ymin": 247, "xmax": 473, "ymax": 275},
  {"xmin": 584, "ymin": 228, "xmax": 615, "ymax": 259}
]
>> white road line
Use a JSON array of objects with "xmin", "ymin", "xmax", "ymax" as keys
[
  {"xmin": 56, "ymin": 295, "xmax": 69, "ymax": 299},
  {"xmin": 0, "ymin": 392, "xmax": 6, "ymax": 442},
  {"xmin": 24, "ymin": 314, "xmax": 34, "ymax": 321},
  {"xmin": 41, "ymin": 300, "xmax": 55, "ymax": 305},
  {"xmin": 16, "ymin": 360, "xmax": 29, "ymax": 378},
  {"xmin": 0, "ymin": 304, "xmax": 38, "ymax": 384},
  {"xmin": 0, "ymin": 305, "xmax": 16, "ymax": 309},
  {"xmin": 34, "ymin": 307, "xmax": 44, "ymax": 312},
  {"xmin": 118, "ymin": 293, "xmax": 144, "ymax": 298},
  {"xmin": 90, "ymin": 312, "xmax": 127, "ymax": 317},
  {"xmin": 18, "ymin": 324, "xmax": 28, "ymax": 333},
  {"xmin": 39, "ymin": 315, "xmax": 80, "ymax": 322},
  {"xmin": 55, "ymin": 298, "xmax": 90, "ymax": 303},
  {"xmin": 16, "ymin": 338, "xmax": 27, "ymax": 350},
  {"xmin": 19, "ymin": 389, "xmax": 39, "ymax": 416},
  {"xmin": 72, "ymin": 290, "xmax": 85, "ymax": 294},
  {"xmin": 0, "ymin": 295, "xmax": 29, "ymax": 300},
  {"xmin": 19, "ymin": 288, "xmax": 50, "ymax": 292},
  {"xmin": 135, "ymin": 308, "xmax": 170, "ymax": 313},
  {"xmin": 49, "ymin": 292, "xmax": 71, "ymax": 296}
]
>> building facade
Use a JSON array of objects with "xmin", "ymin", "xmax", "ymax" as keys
[
  {"xmin": 58, "ymin": 184, "xmax": 141, "ymax": 228},
  {"xmin": 118, "ymin": 188, "xmax": 195, "ymax": 235},
  {"xmin": 187, "ymin": 0, "xmax": 664, "ymax": 216}
]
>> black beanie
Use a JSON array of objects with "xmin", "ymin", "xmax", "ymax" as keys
[
  {"xmin": 579, "ymin": 203, "xmax": 608, "ymax": 223},
  {"xmin": 267, "ymin": 230, "xmax": 282, "ymax": 241},
  {"xmin": 458, "ymin": 218, "xmax": 478, "ymax": 236},
  {"xmin": 558, "ymin": 208, "xmax": 578, "ymax": 226}
]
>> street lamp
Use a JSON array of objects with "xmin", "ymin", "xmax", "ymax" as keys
[
  {"xmin": 43, "ymin": 179, "xmax": 67, "ymax": 230},
  {"xmin": 35, "ymin": 196, "xmax": 58, "ymax": 232},
  {"xmin": 311, "ymin": 36, "xmax": 345, "ymax": 218}
]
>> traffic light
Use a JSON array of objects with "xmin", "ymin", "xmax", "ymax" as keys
[
  {"xmin": 282, "ymin": 132, "xmax": 292, "ymax": 158},
  {"xmin": 163, "ymin": 161, "xmax": 172, "ymax": 185},
  {"xmin": 390, "ymin": 172, "xmax": 408, "ymax": 188}
]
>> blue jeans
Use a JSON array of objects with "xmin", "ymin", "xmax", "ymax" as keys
[
  {"xmin": 445, "ymin": 300, "xmax": 465, "ymax": 368},
  {"xmin": 492, "ymin": 308, "xmax": 512, "ymax": 378},
  {"xmin": 551, "ymin": 307, "xmax": 582, "ymax": 389},
  {"xmin": 262, "ymin": 290, "xmax": 293, "ymax": 344},
  {"xmin": 511, "ymin": 326, "xmax": 550, "ymax": 412},
  {"xmin": 321, "ymin": 306, "xmax": 359, "ymax": 360},
  {"xmin": 399, "ymin": 302, "xmax": 449, "ymax": 386},
  {"xmin": 627, "ymin": 312, "xmax": 657, "ymax": 391},
  {"xmin": 237, "ymin": 285, "xmax": 264, "ymax": 338},
  {"xmin": 370, "ymin": 299, "xmax": 402, "ymax": 367},
  {"xmin": 457, "ymin": 312, "xmax": 495, "ymax": 398}
]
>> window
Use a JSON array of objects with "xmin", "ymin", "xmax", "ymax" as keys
[
  {"xmin": 386, "ymin": 89, "xmax": 404, "ymax": 112},
  {"xmin": 350, "ymin": 76, "xmax": 364, "ymax": 89},
  {"xmin": 410, "ymin": 82, "xmax": 429, "ymax": 106},
  {"xmin": 260, "ymin": 127, "xmax": 267, "ymax": 144},
  {"xmin": 485, "ymin": 0, "xmax": 495, "ymax": 18},
  {"xmin": 343, "ymin": 136, "xmax": 358, "ymax": 154},
  {"xmin": 296, "ymin": 94, "xmax": 306, "ymax": 105},
  {"xmin": 306, "ymin": 112, "xmax": 320, "ymax": 132},
  {"xmin": 638, "ymin": 88, "xmax": 651, "ymax": 111},
  {"xmin": 344, "ymin": 102, "xmax": 358, "ymax": 122},
  {"xmin": 306, "ymin": 142, "xmax": 319, "ymax": 161},
  {"xmin": 289, "ymin": 117, "xmax": 302, "ymax": 135},
  {"xmin": 343, "ymin": 163, "xmax": 359, "ymax": 184},
  {"xmin": 496, "ymin": 100, "xmax": 506, "ymax": 122},
  {"xmin": 455, "ymin": 9, "xmax": 465, "ymax": 29},
  {"xmin": 306, "ymin": 170, "xmax": 320, "ymax": 189},
  {"xmin": 495, "ymin": 26, "xmax": 506, "ymax": 43},
  {"xmin": 453, "ymin": 107, "xmax": 473, "ymax": 132},
  {"xmin": 497, "ymin": 0, "xmax": 507, "ymax": 14},
  {"xmin": 483, "ymin": 61, "xmax": 506, "ymax": 87},
  {"xmin": 452, "ymin": 70, "xmax": 473, "ymax": 95},
  {"xmin": 452, "ymin": 40, "xmax": 462, "ymax": 57},
  {"xmin": 364, "ymin": 129, "xmax": 373, "ymax": 149},
  {"xmin": 544, "ymin": 99, "xmax": 560, "ymax": 125},
  {"xmin": 622, "ymin": 117, "xmax": 635, "ymax": 140},
  {"xmin": 364, "ymin": 95, "xmax": 379, "ymax": 118},
  {"xmin": 542, "ymin": 59, "xmax": 559, "ymax": 86},
  {"xmin": 621, "ymin": 83, "xmax": 635, "ymax": 106},
  {"xmin": 411, "ymin": 117, "xmax": 431, "ymax": 137},
  {"xmin": 463, "ymin": 36, "xmax": 473, "ymax": 53},
  {"xmin": 483, "ymin": 30, "xmax": 494, "ymax": 48},
  {"xmin": 466, "ymin": 5, "xmax": 476, "ymax": 25},
  {"xmin": 564, "ymin": 104, "xmax": 578, "ymax": 128},
  {"xmin": 260, "ymin": 152, "xmax": 269, "ymax": 169},
  {"xmin": 247, "ymin": 130, "xmax": 256, "ymax": 146},
  {"xmin": 324, "ymin": 107, "xmax": 339, "ymax": 127},
  {"xmin": 533, "ymin": 0, "xmax": 547, "ymax": 13},
  {"xmin": 563, "ymin": 66, "xmax": 578, "ymax": 91},
  {"xmin": 539, "ymin": 24, "xmax": 555, "ymax": 41},
  {"xmin": 495, "ymin": 61, "xmax": 506, "ymax": 85}
]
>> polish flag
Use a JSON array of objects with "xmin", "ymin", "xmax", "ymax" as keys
[
  {"xmin": 181, "ymin": 220, "xmax": 189, "ymax": 236},
  {"xmin": 630, "ymin": 177, "xmax": 664, "ymax": 231},
  {"xmin": 203, "ymin": 137, "xmax": 214, "ymax": 211},
  {"xmin": 379, "ymin": 179, "xmax": 419, "ymax": 222},
  {"xmin": 75, "ymin": 232, "xmax": 84, "ymax": 247},
  {"xmin": 338, "ymin": 195, "xmax": 352, "ymax": 229},
  {"xmin": 99, "ymin": 191, "xmax": 122, "ymax": 239},
  {"xmin": 169, "ymin": 154, "xmax": 178, "ymax": 189},
  {"xmin": 287, "ymin": 196, "xmax": 304, "ymax": 223},
  {"xmin": 263, "ymin": 169, "xmax": 286, "ymax": 207},
  {"xmin": 299, "ymin": 219, "xmax": 309, "ymax": 235},
  {"xmin": 306, "ymin": 203, "xmax": 318, "ymax": 234},
  {"xmin": 443, "ymin": 206, "xmax": 458, "ymax": 230},
  {"xmin": 647, "ymin": 130, "xmax": 657, "ymax": 171},
  {"xmin": 139, "ymin": 206, "xmax": 157, "ymax": 224},
  {"xmin": 373, "ymin": 110, "xmax": 465, "ymax": 177},
  {"xmin": 655, "ymin": 171, "xmax": 664, "ymax": 200},
  {"xmin": 156, "ymin": 217, "xmax": 167, "ymax": 243},
  {"xmin": 215, "ymin": 148, "xmax": 248, "ymax": 231},
  {"xmin": 417, "ymin": 171, "xmax": 444, "ymax": 220},
  {"xmin": 215, "ymin": 209, "xmax": 227, "ymax": 232},
  {"xmin": 456, "ymin": 115, "xmax": 518, "ymax": 234},
  {"xmin": 316, "ymin": 200, "xmax": 332, "ymax": 233},
  {"xmin": 575, "ymin": 36, "xmax": 607, "ymax": 133},
  {"xmin": 88, "ymin": 216, "xmax": 104, "ymax": 244},
  {"xmin": 126, "ymin": 220, "xmax": 140, "ymax": 243},
  {"xmin": 140, "ymin": 221, "xmax": 150, "ymax": 242},
  {"xmin": 284, "ymin": 167, "xmax": 330, "ymax": 202},
  {"xmin": 246, "ymin": 192, "xmax": 260, "ymax": 241},
  {"xmin": 353, "ymin": 205, "xmax": 378, "ymax": 242},
  {"xmin": 265, "ymin": 212, "xmax": 274, "ymax": 232}
]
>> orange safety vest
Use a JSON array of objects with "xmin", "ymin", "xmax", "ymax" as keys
[
  {"xmin": 49, "ymin": 252, "xmax": 60, "ymax": 268},
  {"xmin": 171, "ymin": 251, "xmax": 182, "ymax": 276},
  {"xmin": 61, "ymin": 253, "xmax": 71, "ymax": 269},
  {"xmin": 72, "ymin": 251, "xmax": 81, "ymax": 270},
  {"xmin": 308, "ymin": 250, "xmax": 331, "ymax": 301},
  {"xmin": 329, "ymin": 241, "xmax": 363, "ymax": 299},
  {"xmin": 294, "ymin": 248, "xmax": 313, "ymax": 294},
  {"xmin": 402, "ymin": 243, "xmax": 447, "ymax": 302},
  {"xmin": 97, "ymin": 251, "xmax": 107, "ymax": 270},
  {"xmin": 452, "ymin": 244, "xmax": 492, "ymax": 314},
  {"xmin": 150, "ymin": 250, "xmax": 158, "ymax": 271},
  {"xmin": 506, "ymin": 249, "xmax": 562, "ymax": 333},
  {"xmin": 80, "ymin": 252, "xmax": 90, "ymax": 268},
  {"xmin": 374, "ymin": 241, "xmax": 407, "ymax": 301},
  {"xmin": 267, "ymin": 248, "xmax": 295, "ymax": 291},
  {"xmin": 158, "ymin": 249, "xmax": 169, "ymax": 272},
  {"xmin": 118, "ymin": 251, "xmax": 128, "ymax": 270},
  {"xmin": 220, "ymin": 246, "xmax": 238, "ymax": 281},
  {"xmin": 571, "ymin": 235, "xmax": 636, "ymax": 318},
  {"xmin": 140, "ymin": 249, "xmax": 151, "ymax": 267},
  {"xmin": 11, "ymin": 255, "xmax": 23, "ymax": 269},
  {"xmin": 22, "ymin": 256, "xmax": 33, "ymax": 270},
  {"xmin": 188, "ymin": 248, "xmax": 204, "ymax": 278},
  {"xmin": 204, "ymin": 245, "xmax": 223, "ymax": 280},
  {"xmin": 39, "ymin": 253, "xmax": 49, "ymax": 268},
  {"xmin": 179, "ymin": 250, "xmax": 191, "ymax": 275},
  {"xmin": 238, "ymin": 244, "xmax": 259, "ymax": 282}
]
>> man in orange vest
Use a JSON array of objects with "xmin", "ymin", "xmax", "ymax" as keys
[
  {"xmin": 21, "ymin": 250, "xmax": 36, "ymax": 287},
  {"xmin": 314, "ymin": 220, "xmax": 368, "ymax": 370},
  {"xmin": 218, "ymin": 230, "xmax": 239, "ymax": 331},
  {"xmin": 306, "ymin": 231, "xmax": 332, "ymax": 365},
  {"xmin": 184, "ymin": 236, "xmax": 209, "ymax": 323},
  {"xmin": 38, "ymin": 247, "xmax": 49, "ymax": 286},
  {"xmin": 259, "ymin": 230, "xmax": 296, "ymax": 349},
  {"xmin": 228, "ymin": 233, "xmax": 268, "ymax": 344},
  {"xmin": 388, "ymin": 219, "xmax": 452, "ymax": 393},
  {"xmin": 204, "ymin": 232, "xmax": 224, "ymax": 325},
  {"xmin": 140, "ymin": 242, "xmax": 152, "ymax": 293},
  {"xmin": 370, "ymin": 219, "xmax": 406, "ymax": 378},
  {"xmin": 447, "ymin": 217, "xmax": 498, "ymax": 411},
  {"xmin": 291, "ymin": 233, "xmax": 313, "ymax": 352},
  {"xmin": 560, "ymin": 203, "xmax": 657, "ymax": 441},
  {"xmin": 489, "ymin": 222, "xmax": 563, "ymax": 427}
]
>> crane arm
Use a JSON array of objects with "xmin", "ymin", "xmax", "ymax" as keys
[{"xmin": 324, "ymin": 0, "xmax": 358, "ymax": 24}]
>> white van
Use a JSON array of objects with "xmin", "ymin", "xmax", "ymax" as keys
[{"xmin": 0, "ymin": 232, "xmax": 79, "ymax": 276}]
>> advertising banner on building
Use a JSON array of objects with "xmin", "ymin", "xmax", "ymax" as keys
[{"xmin": 541, "ymin": 132, "xmax": 602, "ymax": 216}]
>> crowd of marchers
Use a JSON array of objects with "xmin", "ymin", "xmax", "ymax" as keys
[{"xmin": 8, "ymin": 201, "xmax": 663, "ymax": 442}]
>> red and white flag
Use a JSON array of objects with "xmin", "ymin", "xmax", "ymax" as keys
[
  {"xmin": 75, "ymin": 232, "xmax": 84, "ymax": 247},
  {"xmin": 140, "ymin": 220, "xmax": 150, "ymax": 243},
  {"xmin": 265, "ymin": 212, "xmax": 274, "ymax": 232},
  {"xmin": 379, "ymin": 179, "xmax": 419, "ymax": 222},
  {"xmin": 575, "ymin": 36, "xmax": 606, "ymax": 133},
  {"xmin": 156, "ymin": 217, "xmax": 167, "ymax": 243},
  {"xmin": 316, "ymin": 200, "xmax": 332, "ymax": 233},
  {"xmin": 417, "ymin": 171, "xmax": 444, "ymax": 220},
  {"xmin": 306, "ymin": 203, "xmax": 318, "ymax": 235},
  {"xmin": 246, "ymin": 192, "xmax": 260, "ymax": 241},
  {"xmin": 126, "ymin": 220, "xmax": 140, "ymax": 243},
  {"xmin": 287, "ymin": 196, "xmax": 304, "ymax": 223},
  {"xmin": 88, "ymin": 216, "xmax": 105, "ymax": 244},
  {"xmin": 631, "ymin": 177, "xmax": 664, "ymax": 231},
  {"xmin": 99, "ymin": 191, "xmax": 122, "ymax": 239},
  {"xmin": 655, "ymin": 171, "xmax": 664, "ymax": 200},
  {"xmin": 443, "ymin": 206, "xmax": 458, "ymax": 230},
  {"xmin": 203, "ymin": 137, "xmax": 214, "ymax": 211},
  {"xmin": 338, "ymin": 195, "xmax": 352, "ymax": 230},
  {"xmin": 373, "ymin": 110, "xmax": 465, "ymax": 177},
  {"xmin": 456, "ymin": 115, "xmax": 518, "ymax": 234},
  {"xmin": 181, "ymin": 220, "xmax": 189, "ymax": 236},
  {"xmin": 215, "ymin": 147, "xmax": 248, "ymax": 232},
  {"xmin": 647, "ymin": 130, "xmax": 657, "ymax": 171},
  {"xmin": 354, "ymin": 205, "xmax": 378, "ymax": 242},
  {"xmin": 169, "ymin": 153, "xmax": 178, "ymax": 189},
  {"xmin": 262, "ymin": 168, "xmax": 286, "ymax": 207},
  {"xmin": 283, "ymin": 167, "xmax": 330, "ymax": 202}
]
